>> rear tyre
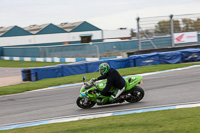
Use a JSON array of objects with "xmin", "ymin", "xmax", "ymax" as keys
[
  {"xmin": 126, "ymin": 86, "xmax": 144, "ymax": 103},
  {"xmin": 76, "ymin": 97, "xmax": 96, "ymax": 109}
]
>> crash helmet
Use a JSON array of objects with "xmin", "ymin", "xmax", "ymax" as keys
[{"xmin": 99, "ymin": 63, "xmax": 110, "ymax": 75}]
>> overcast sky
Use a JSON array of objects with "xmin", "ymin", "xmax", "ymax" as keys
[{"xmin": 0, "ymin": 0, "xmax": 200, "ymax": 30}]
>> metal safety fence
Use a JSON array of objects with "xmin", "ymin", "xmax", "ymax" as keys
[
  {"xmin": 39, "ymin": 44, "xmax": 98, "ymax": 58},
  {"xmin": 3, "ymin": 40, "xmax": 138, "ymax": 58},
  {"xmin": 137, "ymin": 13, "xmax": 200, "ymax": 50}
]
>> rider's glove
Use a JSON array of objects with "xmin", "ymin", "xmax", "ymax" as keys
[
  {"xmin": 91, "ymin": 78, "xmax": 97, "ymax": 82},
  {"xmin": 96, "ymin": 93, "xmax": 101, "ymax": 97}
]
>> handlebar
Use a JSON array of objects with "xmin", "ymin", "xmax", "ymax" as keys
[{"xmin": 84, "ymin": 80, "xmax": 98, "ymax": 90}]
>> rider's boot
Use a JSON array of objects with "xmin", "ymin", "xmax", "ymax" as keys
[
  {"xmin": 97, "ymin": 98, "xmax": 105, "ymax": 105},
  {"xmin": 109, "ymin": 87, "xmax": 125, "ymax": 102}
]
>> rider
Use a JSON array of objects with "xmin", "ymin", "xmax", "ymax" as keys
[{"xmin": 92, "ymin": 63, "xmax": 126, "ymax": 103}]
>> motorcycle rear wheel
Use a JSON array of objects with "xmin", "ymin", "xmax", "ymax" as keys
[
  {"xmin": 126, "ymin": 86, "xmax": 144, "ymax": 103},
  {"xmin": 76, "ymin": 97, "xmax": 96, "ymax": 109}
]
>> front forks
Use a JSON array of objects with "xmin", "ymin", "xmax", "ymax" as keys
[{"xmin": 83, "ymin": 98, "xmax": 89, "ymax": 104}]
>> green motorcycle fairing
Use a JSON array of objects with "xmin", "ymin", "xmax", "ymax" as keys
[
  {"xmin": 124, "ymin": 75, "xmax": 143, "ymax": 90},
  {"xmin": 79, "ymin": 75, "xmax": 143, "ymax": 104},
  {"xmin": 79, "ymin": 84, "xmax": 109, "ymax": 104}
]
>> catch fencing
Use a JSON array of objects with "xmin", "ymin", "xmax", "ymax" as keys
[{"xmin": 137, "ymin": 13, "xmax": 200, "ymax": 50}]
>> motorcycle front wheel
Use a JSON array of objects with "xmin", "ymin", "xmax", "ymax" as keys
[
  {"xmin": 125, "ymin": 86, "xmax": 144, "ymax": 103},
  {"xmin": 76, "ymin": 97, "xmax": 96, "ymax": 109}
]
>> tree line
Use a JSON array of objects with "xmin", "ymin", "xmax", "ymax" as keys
[
  {"xmin": 130, "ymin": 18, "xmax": 200, "ymax": 37},
  {"xmin": 155, "ymin": 18, "xmax": 200, "ymax": 33}
]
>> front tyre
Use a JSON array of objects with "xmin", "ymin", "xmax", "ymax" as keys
[
  {"xmin": 126, "ymin": 86, "xmax": 144, "ymax": 103},
  {"xmin": 76, "ymin": 97, "xmax": 96, "ymax": 109}
]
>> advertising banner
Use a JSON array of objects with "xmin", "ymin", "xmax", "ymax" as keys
[{"xmin": 174, "ymin": 32, "xmax": 198, "ymax": 44}]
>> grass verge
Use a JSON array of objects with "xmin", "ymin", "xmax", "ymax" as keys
[
  {"xmin": 1, "ymin": 107, "xmax": 200, "ymax": 133},
  {"xmin": 0, "ymin": 62, "xmax": 200, "ymax": 96}
]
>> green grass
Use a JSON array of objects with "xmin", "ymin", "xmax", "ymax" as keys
[
  {"xmin": 0, "ymin": 60, "xmax": 200, "ymax": 132},
  {"xmin": 0, "ymin": 62, "xmax": 200, "ymax": 96},
  {"xmin": 1, "ymin": 107, "xmax": 199, "ymax": 133},
  {"xmin": 0, "ymin": 60, "xmax": 69, "ymax": 68}
]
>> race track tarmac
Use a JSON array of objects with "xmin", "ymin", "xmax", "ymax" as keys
[
  {"xmin": 0, "ymin": 67, "xmax": 22, "ymax": 78},
  {"xmin": 0, "ymin": 66, "xmax": 200, "ymax": 126}
]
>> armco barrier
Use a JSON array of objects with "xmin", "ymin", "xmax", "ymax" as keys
[
  {"xmin": 129, "ymin": 53, "xmax": 159, "ymax": 67},
  {"xmin": 178, "ymin": 48, "xmax": 200, "ymax": 62},
  {"xmin": 21, "ymin": 69, "xmax": 31, "ymax": 81},
  {"xmin": 158, "ymin": 51, "xmax": 182, "ymax": 64},
  {"xmin": 21, "ymin": 48, "xmax": 200, "ymax": 82},
  {"xmin": 24, "ymin": 65, "xmax": 63, "ymax": 82},
  {"xmin": 108, "ymin": 58, "xmax": 130, "ymax": 69},
  {"xmin": 62, "ymin": 63, "xmax": 87, "ymax": 77}
]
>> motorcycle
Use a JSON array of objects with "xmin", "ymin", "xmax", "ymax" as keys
[{"xmin": 76, "ymin": 75, "xmax": 145, "ymax": 109}]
